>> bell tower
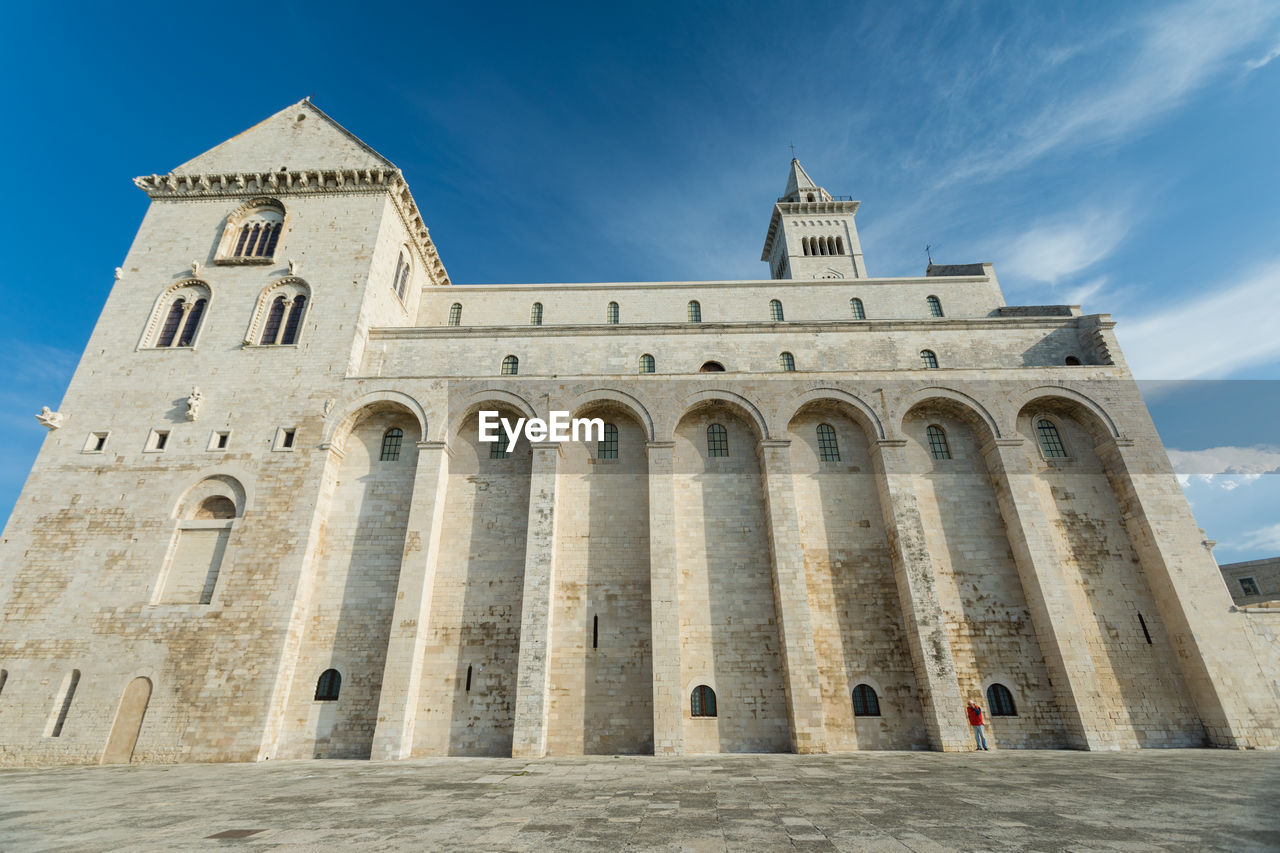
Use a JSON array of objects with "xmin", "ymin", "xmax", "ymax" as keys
[{"xmin": 760, "ymin": 159, "xmax": 866, "ymax": 280}]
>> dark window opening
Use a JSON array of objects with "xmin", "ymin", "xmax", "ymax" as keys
[
  {"xmin": 280, "ymin": 295, "xmax": 306, "ymax": 345},
  {"xmin": 1240, "ymin": 577, "xmax": 1260, "ymax": 597},
  {"xmin": 986, "ymin": 683, "xmax": 1017, "ymax": 716},
  {"xmin": 699, "ymin": 361, "xmax": 725, "ymax": 372},
  {"xmin": 154, "ymin": 431, "xmax": 168, "ymax": 450},
  {"xmin": 177, "ymin": 298, "xmax": 206, "ymax": 347},
  {"xmin": 691, "ymin": 685, "xmax": 717, "ymax": 717},
  {"xmin": 502, "ymin": 355, "xmax": 519, "ymax": 375},
  {"xmin": 93, "ymin": 433, "xmax": 107, "ymax": 452},
  {"xmin": 592, "ymin": 615, "xmax": 599, "ymax": 649},
  {"xmin": 465, "ymin": 665, "xmax": 473, "ymax": 692},
  {"xmin": 282, "ymin": 429, "xmax": 296, "ymax": 449},
  {"xmin": 817, "ymin": 423, "xmax": 840, "ymax": 462},
  {"xmin": 157, "ymin": 299, "xmax": 185, "ymax": 347},
  {"xmin": 852, "ymin": 684, "xmax": 880, "ymax": 717},
  {"xmin": 1065, "ymin": 356, "xmax": 1082, "ymax": 365},
  {"xmin": 1138, "ymin": 613, "xmax": 1153, "ymax": 645},
  {"xmin": 381, "ymin": 428, "xmax": 404, "ymax": 462},
  {"xmin": 706, "ymin": 423, "xmax": 729, "ymax": 457},
  {"xmin": 920, "ymin": 349, "xmax": 939, "ymax": 369},
  {"xmin": 598, "ymin": 423, "xmax": 618, "ymax": 459},
  {"xmin": 1036, "ymin": 419, "xmax": 1068, "ymax": 458},
  {"xmin": 490, "ymin": 431, "xmax": 511, "ymax": 459},
  {"xmin": 216, "ymin": 432, "xmax": 229, "ymax": 449},
  {"xmin": 315, "ymin": 669, "xmax": 341, "ymax": 701},
  {"xmin": 926, "ymin": 425, "xmax": 951, "ymax": 460}
]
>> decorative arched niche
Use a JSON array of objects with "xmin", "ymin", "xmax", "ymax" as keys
[{"xmin": 153, "ymin": 476, "xmax": 246, "ymax": 606}]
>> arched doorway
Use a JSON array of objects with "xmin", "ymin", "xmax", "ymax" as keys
[{"xmin": 102, "ymin": 677, "xmax": 152, "ymax": 764}]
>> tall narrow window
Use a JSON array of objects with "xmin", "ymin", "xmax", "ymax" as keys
[
  {"xmin": 501, "ymin": 355, "xmax": 519, "ymax": 375},
  {"xmin": 315, "ymin": 669, "xmax": 341, "ymax": 701},
  {"xmin": 0, "ymin": 669, "xmax": 7, "ymax": 697},
  {"xmin": 606, "ymin": 302, "xmax": 619, "ymax": 324},
  {"xmin": 691, "ymin": 685, "xmax": 717, "ymax": 717},
  {"xmin": 920, "ymin": 349, "xmax": 939, "ymax": 369},
  {"xmin": 598, "ymin": 423, "xmax": 619, "ymax": 459},
  {"xmin": 280, "ymin": 295, "xmax": 306, "ymax": 345},
  {"xmin": 639, "ymin": 354, "xmax": 656, "ymax": 374},
  {"xmin": 836, "ymin": 236, "xmax": 845, "ymax": 254},
  {"xmin": 688, "ymin": 300, "xmax": 701, "ymax": 322},
  {"xmin": 260, "ymin": 296, "xmax": 286, "ymax": 345},
  {"xmin": 852, "ymin": 684, "xmax": 880, "ymax": 717},
  {"xmin": 381, "ymin": 428, "xmax": 404, "ymax": 461},
  {"xmin": 393, "ymin": 251, "xmax": 411, "ymax": 300},
  {"xmin": 157, "ymin": 299, "xmax": 185, "ymax": 347},
  {"xmin": 177, "ymin": 298, "xmax": 206, "ymax": 347},
  {"xmin": 770, "ymin": 299, "xmax": 784, "ymax": 321},
  {"xmin": 448, "ymin": 303, "xmax": 462, "ymax": 326},
  {"xmin": 465, "ymin": 665, "xmax": 473, "ymax": 691},
  {"xmin": 592, "ymin": 614, "xmax": 599, "ymax": 649},
  {"xmin": 706, "ymin": 423, "xmax": 729, "ymax": 457},
  {"xmin": 1035, "ymin": 419, "xmax": 1067, "ymax": 458},
  {"xmin": 779, "ymin": 351, "xmax": 796, "ymax": 372},
  {"xmin": 850, "ymin": 298, "xmax": 865, "ymax": 320},
  {"xmin": 1138, "ymin": 613, "xmax": 1153, "ymax": 645},
  {"xmin": 817, "ymin": 423, "xmax": 840, "ymax": 461},
  {"xmin": 926, "ymin": 424, "xmax": 951, "ymax": 460},
  {"xmin": 927, "ymin": 295, "xmax": 944, "ymax": 317},
  {"xmin": 802, "ymin": 237, "xmax": 811, "ymax": 256},
  {"xmin": 530, "ymin": 302, "xmax": 543, "ymax": 325},
  {"xmin": 46, "ymin": 669, "xmax": 81, "ymax": 737},
  {"xmin": 490, "ymin": 430, "xmax": 511, "ymax": 459},
  {"xmin": 986, "ymin": 683, "xmax": 1017, "ymax": 716}
]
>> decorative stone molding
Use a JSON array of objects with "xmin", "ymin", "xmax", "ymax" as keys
[
  {"xmin": 134, "ymin": 168, "xmax": 450, "ymax": 286},
  {"xmin": 35, "ymin": 407, "xmax": 63, "ymax": 430}
]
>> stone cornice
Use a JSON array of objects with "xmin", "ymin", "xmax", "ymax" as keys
[{"xmin": 134, "ymin": 168, "xmax": 451, "ymax": 287}]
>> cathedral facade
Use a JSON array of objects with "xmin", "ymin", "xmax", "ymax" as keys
[{"xmin": 1, "ymin": 100, "xmax": 1276, "ymax": 765}]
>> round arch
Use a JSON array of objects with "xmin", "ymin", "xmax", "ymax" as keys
[
  {"xmin": 782, "ymin": 387, "xmax": 885, "ymax": 441},
  {"xmin": 446, "ymin": 388, "xmax": 538, "ymax": 439},
  {"xmin": 1013, "ymin": 385, "xmax": 1121, "ymax": 442},
  {"xmin": 898, "ymin": 386, "xmax": 1002, "ymax": 446},
  {"xmin": 674, "ymin": 389, "xmax": 769, "ymax": 441},
  {"xmin": 138, "ymin": 278, "xmax": 212, "ymax": 349},
  {"xmin": 170, "ymin": 473, "xmax": 248, "ymax": 521},
  {"xmin": 322, "ymin": 390, "xmax": 428, "ymax": 448},
  {"xmin": 567, "ymin": 388, "xmax": 655, "ymax": 441}
]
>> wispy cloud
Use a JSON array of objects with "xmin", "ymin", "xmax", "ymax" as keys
[
  {"xmin": 1244, "ymin": 43, "xmax": 1280, "ymax": 71},
  {"xmin": 1117, "ymin": 259, "xmax": 1280, "ymax": 378},
  {"xmin": 995, "ymin": 207, "xmax": 1132, "ymax": 285},
  {"xmin": 1235, "ymin": 521, "xmax": 1280, "ymax": 552}
]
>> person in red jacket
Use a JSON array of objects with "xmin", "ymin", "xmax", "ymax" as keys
[{"xmin": 967, "ymin": 700, "xmax": 989, "ymax": 750}]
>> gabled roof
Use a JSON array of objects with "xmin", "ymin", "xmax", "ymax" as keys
[
  {"xmin": 782, "ymin": 158, "xmax": 817, "ymax": 199},
  {"xmin": 171, "ymin": 99, "xmax": 396, "ymax": 174}
]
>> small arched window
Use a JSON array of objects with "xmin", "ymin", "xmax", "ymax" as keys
[
  {"xmin": 987, "ymin": 683, "xmax": 1017, "ymax": 716},
  {"xmin": 315, "ymin": 669, "xmax": 341, "ymax": 701},
  {"xmin": 393, "ymin": 250, "xmax": 412, "ymax": 301},
  {"xmin": 253, "ymin": 280, "xmax": 310, "ymax": 346},
  {"xmin": 598, "ymin": 423, "xmax": 619, "ymax": 459},
  {"xmin": 223, "ymin": 200, "xmax": 285, "ymax": 261},
  {"xmin": 852, "ymin": 684, "xmax": 880, "ymax": 717},
  {"xmin": 699, "ymin": 361, "xmax": 725, "ymax": 372},
  {"xmin": 639, "ymin": 354, "xmax": 656, "ymax": 374},
  {"xmin": 196, "ymin": 496, "xmax": 237, "ymax": 519},
  {"xmin": 381, "ymin": 428, "xmax": 404, "ymax": 462},
  {"xmin": 501, "ymin": 355, "xmax": 519, "ymax": 375},
  {"xmin": 706, "ymin": 423, "xmax": 729, "ymax": 457},
  {"xmin": 926, "ymin": 295, "xmax": 944, "ymax": 317},
  {"xmin": 1035, "ymin": 419, "xmax": 1068, "ymax": 458},
  {"xmin": 926, "ymin": 424, "xmax": 951, "ymax": 460},
  {"xmin": 688, "ymin": 300, "xmax": 702, "ymax": 323},
  {"xmin": 817, "ymin": 423, "xmax": 840, "ymax": 461},
  {"xmin": 920, "ymin": 349, "xmax": 939, "ymax": 369},
  {"xmin": 850, "ymin": 297, "xmax": 865, "ymax": 320},
  {"xmin": 530, "ymin": 302, "xmax": 543, "ymax": 326},
  {"xmin": 779, "ymin": 351, "xmax": 796, "ymax": 371},
  {"xmin": 176, "ymin": 298, "xmax": 207, "ymax": 347},
  {"xmin": 607, "ymin": 302, "xmax": 619, "ymax": 324},
  {"xmin": 691, "ymin": 685, "xmax": 717, "ymax": 717},
  {"xmin": 1065, "ymin": 355, "xmax": 1081, "ymax": 365},
  {"xmin": 448, "ymin": 303, "xmax": 462, "ymax": 326},
  {"xmin": 770, "ymin": 299, "xmax": 784, "ymax": 322}
]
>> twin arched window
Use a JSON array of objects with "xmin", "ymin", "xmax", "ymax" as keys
[
  {"xmin": 987, "ymin": 683, "xmax": 1017, "ymax": 716},
  {"xmin": 688, "ymin": 300, "xmax": 702, "ymax": 323},
  {"xmin": 920, "ymin": 349, "xmax": 939, "ymax": 369},
  {"xmin": 769, "ymin": 299, "xmax": 784, "ymax": 321},
  {"xmin": 259, "ymin": 293, "xmax": 307, "ymax": 345},
  {"xmin": 927, "ymin": 295, "xmax": 944, "ymax": 317},
  {"xmin": 393, "ymin": 250, "xmax": 412, "ymax": 301},
  {"xmin": 816, "ymin": 423, "xmax": 840, "ymax": 461},
  {"xmin": 852, "ymin": 684, "xmax": 880, "ymax": 717},
  {"xmin": 381, "ymin": 428, "xmax": 404, "ymax": 461},
  {"xmin": 598, "ymin": 423, "xmax": 619, "ymax": 459},
  {"xmin": 639, "ymin": 354, "xmax": 655, "ymax": 374},
  {"xmin": 315, "ymin": 669, "xmax": 341, "ymax": 701},
  {"xmin": 691, "ymin": 685, "xmax": 717, "ymax": 717},
  {"xmin": 501, "ymin": 355, "xmax": 519, "ymax": 375},
  {"xmin": 151, "ymin": 281, "xmax": 211, "ymax": 348},
  {"xmin": 706, "ymin": 423, "xmax": 729, "ymax": 457},
  {"xmin": 607, "ymin": 302, "xmax": 619, "ymax": 324},
  {"xmin": 779, "ymin": 351, "xmax": 796, "ymax": 371},
  {"xmin": 850, "ymin": 297, "xmax": 866, "ymax": 320},
  {"xmin": 926, "ymin": 424, "xmax": 951, "ymax": 460},
  {"xmin": 530, "ymin": 302, "xmax": 543, "ymax": 326},
  {"xmin": 1035, "ymin": 419, "xmax": 1067, "ymax": 458},
  {"xmin": 448, "ymin": 303, "xmax": 462, "ymax": 326}
]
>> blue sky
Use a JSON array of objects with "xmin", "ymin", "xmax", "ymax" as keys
[{"xmin": 1, "ymin": 1, "xmax": 1278, "ymax": 559}]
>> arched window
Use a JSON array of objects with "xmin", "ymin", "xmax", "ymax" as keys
[
  {"xmin": 260, "ymin": 296, "xmax": 286, "ymax": 345},
  {"xmin": 196, "ymin": 496, "xmax": 236, "ymax": 519},
  {"xmin": 157, "ymin": 299, "xmax": 186, "ymax": 347},
  {"xmin": 852, "ymin": 684, "xmax": 880, "ymax": 717},
  {"xmin": 1035, "ymin": 419, "xmax": 1068, "ymax": 458},
  {"xmin": 802, "ymin": 237, "xmax": 811, "ymax": 256},
  {"xmin": 926, "ymin": 424, "xmax": 951, "ymax": 460},
  {"xmin": 699, "ymin": 361, "xmax": 725, "ymax": 372},
  {"xmin": 817, "ymin": 423, "xmax": 840, "ymax": 461},
  {"xmin": 1065, "ymin": 355, "xmax": 1081, "ymax": 365},
  {"xmin": 145, "ymin": 280, "xmax": 211, "ymax": 348},
  {"xmin": 393, "ymin": 250, "xmax": 412, "ymax": 301},
  {"xmin": 501, "ymin": 355, "xmax": 519, "ymax": 375},
  {"xmin": 819, "ymin": 237, "xmax": 828, "ymax": 255},
  {"xmin": 530, "ymin": 302, "xmax": 543, "ymax": 325},
  {"xmin": 315, "ymin": 669, "xmax": 341, "ymax": 701},
  {"xmin": 920, "ymin": 349, "xmax": 939, "ymax": 369},
  {"xmin": 220, "ymin": 199, "xmax": 285, "ymax": 262},
  {"xmin": 381, "ymin": 428, "xmax": 404, "ymax": 462},
  {"xmin": 251, "ymin": 279, "xmax": 310, "ymax": 346},
  {"xmin": 927, "ymin": 295, "xmax": 944, "ymax": 317},
  {"xmin": 987, "ymin": 683, "xmax": 1017, "ymax": 716},
  {"xmin": 836, "ymin": 236, "xmax": 845, "ymax": 254},
  {"xmin": 639, "ymin": 353, "xmax": 656, "ymax": 374},
  {"xmin": 770, "ymin": 299, "xmax": 784, "ymax": 321},
  {"xmin": 177, "ymin": 299, "xmax": 207, "ymax": 347},
  {"xmin": 280, "ymin": 295, "xmax": 306, "ymax": 345},
  {"xmin": 448, "ymin": 303, "xmax": 462, "ymax": 326},
  {"xmin": 598, "ymin": 423, "xmax": 619, "ymax": 459},
  {"xmin": 779, "ymin": 351, "xmax": 796, "ymax": 371},
  {"xmin": 607, "ymin": 302, "xmax": 619, "ymax": 324},
  {"xmin": 706, "ymin": 423, "xmax": 729, "ymax": 457},
  {"xmin": 687, "ymin": 300, "xmax": 702, "ymax": 322},
  {"xmin": 490, "ymin": 431, "xmax": 511, "ymax": 459},
  {"xmin": 806, "ymin": 192, "xmax": 815, "ymax": 202},
  {"xmin": 691, "ymin": 685, "xmax": 717, "ymax": 717},
  {"xmin": 850, "ymin": 297, "xmax": 865, "ymax": 320}
]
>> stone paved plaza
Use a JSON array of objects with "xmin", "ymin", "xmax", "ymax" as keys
[{"xmin": 1, "ymin": 751, "xmax": 1278, "ymax": 851}]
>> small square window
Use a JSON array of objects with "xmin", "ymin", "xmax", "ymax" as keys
[
  {"xmin": 208, "ymin": 431, "xmax": 231, "ymax": 451},
  {"xmin": 145, "ymin": 429, "xmax": 170, "ymax": 452},
  {"xmin": 273, "ymin": 427, "xmax": 297, "ymax": 451},
  {"xmin": 1240, "ymin": 577, "xmax": 1260, "ymax": 597},
  {"xmin": 84, "ymin": 432, "xmax": 109, "ymax": 453}
]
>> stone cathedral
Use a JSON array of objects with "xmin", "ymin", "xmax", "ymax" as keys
[{"xmin": 1, "ymin": 100, "xmax": 1277, "ymax": 766}]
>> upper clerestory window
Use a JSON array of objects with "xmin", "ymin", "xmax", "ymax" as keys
[{"xmin": 216, "ymin": 198, "xmax": 285, "ymax": 264}]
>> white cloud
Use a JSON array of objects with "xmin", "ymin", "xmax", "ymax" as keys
[
  {"xmin": 1165, "ymin": 445, "xmax": 1280, "ymax": 492},
  {"xmin": 994, "ymin": 208, "xmax": 1131, "ymax": 285},
  {"xmin": 1235, "ymin": 522, "xmax": 1280, "ymax": 552},
  {"xmin": 1244, "ymin": 43, "xmax": 1280, "ymax": 71},
  {"xmin": 1117, "ymin": 259, "xmax": 1280, "ymax": 378}
]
